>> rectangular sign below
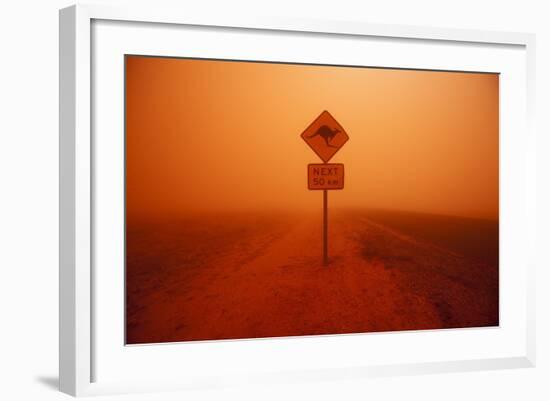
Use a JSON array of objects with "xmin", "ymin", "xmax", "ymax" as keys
[{"xmin": 308, "ymin": 163, "xmax": 345, "ymax": 190}]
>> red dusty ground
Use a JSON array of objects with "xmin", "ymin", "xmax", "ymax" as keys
[{"xmin": 126, "ymin": 210, "xmax": 498, "ymax": 344}]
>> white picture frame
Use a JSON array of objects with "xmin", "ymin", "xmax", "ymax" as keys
[{"xmin": 59, "ymin": 3, "xmax": 536, "ymax": 397}]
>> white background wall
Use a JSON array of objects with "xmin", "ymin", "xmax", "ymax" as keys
[{"xmin": 0, "ymin": 0, "xmax": 548, "ymax": 399}]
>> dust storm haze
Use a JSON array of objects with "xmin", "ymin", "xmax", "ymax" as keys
[
  {"xmin": 125, "ymin": 56, "xmax": 499, "ymax": 344},
  {"xmin": 126, "ymin": 56, "xmax": 499, "ymax": 220}
]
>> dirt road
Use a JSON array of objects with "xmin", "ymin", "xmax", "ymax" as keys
[{"xmin": 126, "ymin": 210, "xmax": 498, "ymax": 344}]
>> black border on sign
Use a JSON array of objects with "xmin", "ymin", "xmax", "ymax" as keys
[{"xmin": 300, "ymin": 110, "xmax": 350, "ymax": 163}]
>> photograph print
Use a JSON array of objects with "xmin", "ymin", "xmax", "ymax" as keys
[{"xmin": 125, "ymin": 55, "xmax": 499, "ymax": 344}]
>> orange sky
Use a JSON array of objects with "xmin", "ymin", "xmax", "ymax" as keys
[{"xmin": 126, "ymin": 56, "xmax": 499, "ymax": 220}]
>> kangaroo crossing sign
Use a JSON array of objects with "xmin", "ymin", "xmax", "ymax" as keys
[
  {"xmin": 300, "ymin": 110, "xmax": 349, "ymax": 265},
  {"xmin": 301, "ymin": 110, "xmax": 349, "ymax": 163}
]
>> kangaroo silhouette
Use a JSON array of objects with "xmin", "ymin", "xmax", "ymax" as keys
[{"xmin": 307, "ymin": 125, "xmax": 341, "ymax": 148}]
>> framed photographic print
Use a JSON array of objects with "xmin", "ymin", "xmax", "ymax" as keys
[{"xmin": 59, "ymin": 4, "xmax": 536, "ymax": 396}]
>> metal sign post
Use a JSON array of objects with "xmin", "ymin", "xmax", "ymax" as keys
[
  {"xmin": 323, "ymin": 189, "xmax": 328, "ymax": 265},
  {"xmin": 300, "ymin": 111, "xmax": 349, "ymax": 266}
]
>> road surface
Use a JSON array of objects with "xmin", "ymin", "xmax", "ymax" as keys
[{"xmin": 126, "ymin": 210, "xmax": 498, "ymax": 344}]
